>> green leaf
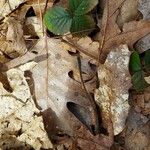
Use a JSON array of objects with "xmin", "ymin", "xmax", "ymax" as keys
[
  {"xmin": 68, "ymin": 0, "xmax": 98, "ymax": 15},
  {"xmin": 44, "ymin": 6, "xmax": 72, "ymax": 35},
  {"xmin": 132, "ymin": 71, "xmax": 149, "ymax": 91},
  {"xmin": 129, "ymin": 51, "xmax": 142, "ymax": 74},
  {"xmin": 144, "ymin": 49, "xmax": 150, "ymax": 70},
  {"xmin": 70, "ymin": 15, "xmax": 95, "ymax": 36}
]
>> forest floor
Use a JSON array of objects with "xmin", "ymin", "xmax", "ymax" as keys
[{"xmin": 0, "ymin": 0, "xmax": 150, "ymax": 150}]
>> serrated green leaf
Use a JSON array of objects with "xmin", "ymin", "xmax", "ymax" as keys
[
  {"xmin": 68, "ymin": 0, "xmax": 98, "ymax": 15},
  {"xmin": 44, "ymin": 6, "xmax": 72, "ymax": 35},
  {"xmin": 70, "ymin": 15, "xmax": 95, "ymax": 36},
  {"xmin": 144, "ymin": 49, "xmax": 150, "ymax": 70},
  {"xmin": 129, "ymin": 51, "xmax": 142, "ymax": 74},
  {"xmin": 132, "ymin": 71, "xmax": 149, "ymax": 91}
]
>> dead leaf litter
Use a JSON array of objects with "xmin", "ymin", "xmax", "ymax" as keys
[{"xmin": 0, "ymin": 0, "xmax": 150, "ymax": 149}]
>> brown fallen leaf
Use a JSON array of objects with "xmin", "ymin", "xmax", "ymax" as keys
[
  {"xmin": 125, "ymin": 109, "xmax": 150, "ymax": 150},
  {"xmin": 117, "ymin": 0, "xmax": 139, "ymax": 27},
  {"xmin": 76, "ymin": 125, "xmax": 113, "ymax": 150},
  {"xmin": 135, "ymin": 0, "xmax": 150, "ymax": 53},
  {"xmin": 15, "ymin": 36, "xmax": 113, "ymax": 149},
  {"xmin": 0, "ymin": 17, "xmax": 27, "ymax": 58},
  {"xmin": 98, "ymin": 0, "xmax": 150, "ymax": 63}
]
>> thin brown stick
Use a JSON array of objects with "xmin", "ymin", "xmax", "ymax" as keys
[
  {"xmin": 98, "ymin": 0, "xmax": 108, "ymax": 65},
  {"xmin": 77, "ymin": 53, "xmax": 99, "ymax": 134}
]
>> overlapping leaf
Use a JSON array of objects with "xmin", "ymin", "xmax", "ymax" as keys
[
  {"xmin": 129, "ymin": 51, "xmax": 142, "ymax": 74},
  {"xmin": 129, "ymin": 51, "xmax": 149, "ymax": 91},
  {"xmin": 68, "ymin": 0, "xmax": 98, "ymax": 15},
  {"xmin": 71, "ymin": 15, "xmax": 95, "ymax": 35},
  {"xmin": 144, "ymin": 49, "xmax": 150, "ymax": 70},
  {"xmin": 44, "ymin": 0, "xmax": 98, "ymax": 35},
  {"xmin": 44, "ymin": 6, "xmax": 72, "ymax": 35}
]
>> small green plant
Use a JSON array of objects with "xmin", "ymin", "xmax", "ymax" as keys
[
  {"xmin": 44, "ymin": 0, "xmax": 98, "ymax": 35},
  {"xmin": 129, "ymin": 50, "xmax": 150, "ymax": 91}
]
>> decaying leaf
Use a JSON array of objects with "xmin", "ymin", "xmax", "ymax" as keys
[
  {"xmin": 0, "ymin": 17, "xmax": 27, "ymax": 58},
  {"xmin": 30, "ymin": 37, "xmax": 99, "ymax": 135},
  {"xmin": 125, "ymin": 109, "xmax": 150, "ymax": 150},
  {"xmin": 0, "ymin": 62, "xmax": 52, "ymax": 150},
  {"xmin": 0, "ymin": 0, "xmax": 26, "ymax": 20},
  {"xmin": 95, "ymin": 45, "xmax": 131, "ymax": 135},
  {"xmin": 135, "ymin": 0, "xmax": 150, "ymax": 53},
  {"xmin": 98, "ymin": 0, "xmax": 150, "ymax": 63}
]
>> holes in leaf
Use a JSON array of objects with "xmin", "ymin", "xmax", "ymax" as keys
[
  {"xmin": 25, "ymin": 7, "xmax": 36, "ymax": 17},
  {"xmin": 31, "ymin": 50, "xmax": 38, "ymax": 54},
  {"xmin": 67, "ymin": 50, "xmax": 78, "ymax": 56},
  {"xmin": 68, "ymin": 70, "xmax": 80, "ymax": 83},
  {"xmin": 68, "ymin": 70, "xmax": 74, "ymax": 79}
]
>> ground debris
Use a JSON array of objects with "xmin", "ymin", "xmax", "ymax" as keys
[{"xmin": 0, "ymin": 62, "xmax": 52, "ymax": 150}]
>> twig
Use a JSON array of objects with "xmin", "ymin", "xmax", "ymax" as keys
[
  {"xmin": 38, "ymin": 0, "xmax": 44, "ymax": 36},
  {"xmin": 77, "ymin": 53, "xmax": 99, "ymax": 134},
  {"xmin": 44, "ymin": 0, "xmax": 50, "ymax": 108},
  {"xmin": 98, "ymin": 0, "xmax": 108, "ymax": 65}
]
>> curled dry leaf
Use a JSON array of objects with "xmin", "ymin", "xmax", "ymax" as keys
[
  {"xmin": 0, "ymin": 62, "xmax": 52, "ymax": 150},
  {"xmin": 95, "ymin": 45, "xmax": 131, "ymax": 135}
]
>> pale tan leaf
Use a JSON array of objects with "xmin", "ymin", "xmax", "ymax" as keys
[
  {"xmin": 95, "ymin": 45, "xmax": 131, "ymax": 135},
  {"xmin": 0, "ymin": 62, "xmax": 52, "ymax": 150}
]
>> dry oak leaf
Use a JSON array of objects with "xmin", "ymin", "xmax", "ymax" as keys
[
  {"xmin": 29, "ymin": 37, "xmax": 98, "ymax": 140},
  {"xmin": 99, "ymin": 0, "xmax": 150, "ymax": 63},
  {"xmin": 22, "ymin": 36, "xmax": 113, "ymax": 149}
]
